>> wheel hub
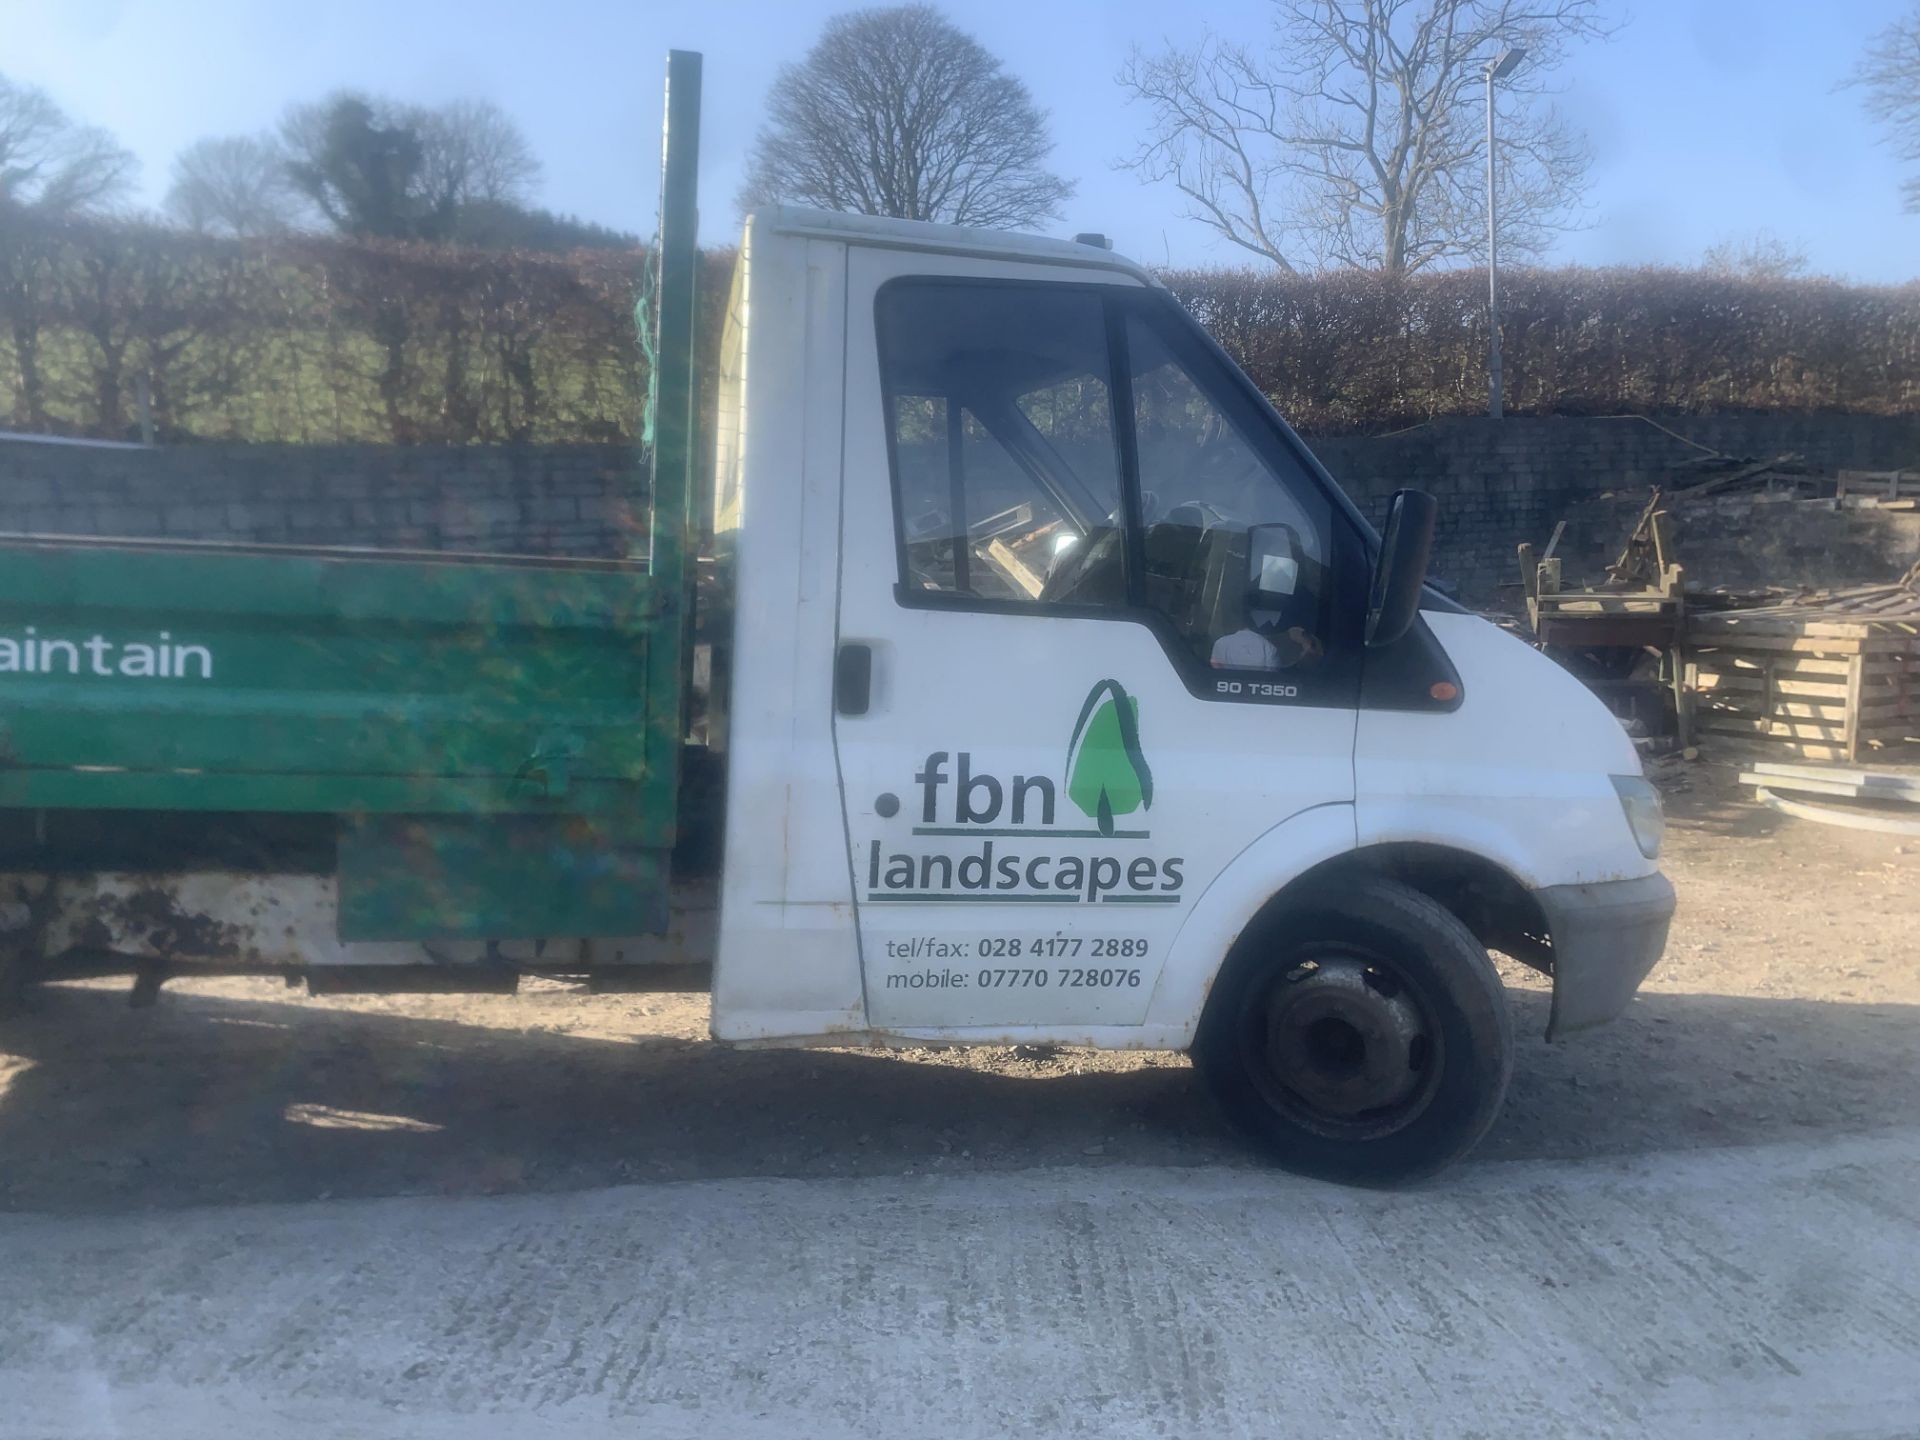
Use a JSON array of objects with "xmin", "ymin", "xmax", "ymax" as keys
[{"xmin": 1262, "ymin": 955, "xmax": 1430, "ymax": 1120}]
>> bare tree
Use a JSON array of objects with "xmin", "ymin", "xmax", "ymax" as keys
[
  {"xmin": 1852, "ymin": 6, "xmax": 1920, "ymax": 213},
  {"xmin": 1119, "ymin": 1, "xmax": 1615, "ymax": 274},
  {"xmin": 0, "ymin": 73, "xmax": 136, "ymax": 214},
  {"xmin": 165, "ymin": 134, "xmax": 305, "ymax": 236},
  {"xmin": 417, "ymin": 99, "xmax": 542, "ymax": 208},
  {"xmin": 0, "ymin": 75, "xmax": 136, "ymax": 431},
  {"xmin": 740, "ymin": 5, "xmax": 1073, "ymax": 229},
  {"xmin": 1702, "ymin": 232, "xmax": 1810, "ymax": 281}
]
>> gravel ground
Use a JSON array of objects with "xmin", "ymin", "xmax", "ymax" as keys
[{"xmin": 1, "ymin": 758, "xmax": 1915, "ymax": 1213}]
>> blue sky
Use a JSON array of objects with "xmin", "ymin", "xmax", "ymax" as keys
[{"xmin": 6, "ymin": 0, "xmax": 1916, "ymax": 280}]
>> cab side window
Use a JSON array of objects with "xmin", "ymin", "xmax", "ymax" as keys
[
  {"xmin": 877, "ymin": 284, "xmax": 1128, "ymax": 608},
  {"xmin": 877, "ymin": 282, "xmax": 1341, "ymax": 687},
  {"xmin": 1124, "ymin": 315, "xmax": 1334, "ymax": 674}
]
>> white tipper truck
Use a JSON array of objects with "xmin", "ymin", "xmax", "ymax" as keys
[{"xmin": 0, "ymin": 56, "xmax": 1674, "ymax": 1184}]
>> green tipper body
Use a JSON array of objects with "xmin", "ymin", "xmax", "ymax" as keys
[
  {"xmin": 0, "ymin": 52, "xmax": 706, "ymax": 945},
  {"xmin": 0, "ymin": 539, "xmax": 675, "ymax": 939}
]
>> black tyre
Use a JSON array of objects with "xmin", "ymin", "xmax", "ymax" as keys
[{"xmin": 1193, "ymin": 875, "xmax": 1512, "ymax": 1185}]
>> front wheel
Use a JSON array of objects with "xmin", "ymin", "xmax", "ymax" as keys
[{"xmin": 1193, "ymin": 875, "xmax": 1513, "ymax": 1185}]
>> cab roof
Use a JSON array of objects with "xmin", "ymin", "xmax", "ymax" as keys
[{"xmin": 756, "ymin": 205, "xmax": 1159, "ymax": 287}]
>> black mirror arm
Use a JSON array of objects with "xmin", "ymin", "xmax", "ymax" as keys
[{"xmin": 1364, "ymin": 488, "xmax": 1439, "ymax": 648}]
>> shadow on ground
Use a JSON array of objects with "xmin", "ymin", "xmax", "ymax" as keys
[{"xmin": 1, "ymin": 977, "xmax": 1913, "ymax": 1214}]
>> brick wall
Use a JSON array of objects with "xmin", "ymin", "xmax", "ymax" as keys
[{"xmin": 6, "ymin": 413, "xmax": 1919, "ymax": 600}]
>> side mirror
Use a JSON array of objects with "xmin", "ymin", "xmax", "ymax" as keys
[{"xmin": 1365, "ymin": 488, "xmax": 1438, "ymax": 648}]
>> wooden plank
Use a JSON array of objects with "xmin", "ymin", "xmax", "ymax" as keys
[
  {"xmin": 1688, "ymin": 620, "xmax": 1913, "ymax": 643},
  {"xmin": 1702, "ymin": 716, "xmax": 1913, "ymax": 744},
  {"xmin": 1650, "ymin": 509, "xmax": 1675, "ymax": 575},
  {"xmin": 1767, "ymin": 719, "xmax": 1854, "ymax": 742},
  {"xmin": 1739, "ymin": 740, "xmax": 1862, "ymax": 762},
  {"xmin": 1693, "ymin": 672, "xmax": 1907, "ymax": 699},
  {"xmin": 980, "ymin": 538, "xmax": 1044, "ymax": 599},
  {"xmin": 1761, "ymin": 679, "xmax": 1858, "ymax": 700},
  {"xmin": 1685, "ymin": 634, "xmax": 1909, "ymax": 656},
  {"xmin": 1856, "ymin": 701, "xmax": 1917, "ymax": 721},
  {"xmin": 1759, "ymin": 700, "xmax": 1854, "ymax": 722},
  {"xmin": 1536, "ymin": 615, "xmax": 1679, "ymax": 648},
  {"xmin": 1705, "ymin": 698, "xmax": 1910, "ymax": 723},
  {"xmin": 1857, "ymin": 721, "xmax": 1919, "ymax": 740},
  {"xmin": 1689, "ymin": 664, "xmax": 1912, "ymax": 688},
  {"xmin": 1845, "ymin": 653, "xmax": 1866, "ymax": 762},
  {"xmin": 1699, "ymin": 655, "xmax": 1854, "ymax": 677},
  {"xmin": 1535, "ymin": 595, "xmax": 1677, "ymax": 614}
]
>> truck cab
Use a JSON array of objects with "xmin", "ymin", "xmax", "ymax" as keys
[{"xmin": 706, "ymin": 206, "xmax": 1674, "ymax": 1177}]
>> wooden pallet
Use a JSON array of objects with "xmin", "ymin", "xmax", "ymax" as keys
[
  {"xmin": 1687, "ymin": 575, "xmax": 1920, "ymax": 762},
  {"xmin": 1836, "ymin": 469, "xmax": 1920, "ymax": 504}
]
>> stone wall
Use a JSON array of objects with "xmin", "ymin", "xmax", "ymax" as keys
[
  {"xmin": 0, "ymin": 438, "xmax": 641, "ymax": 558},
  {"xmin": 1308, "ymin": 414, "xmax": 1920, "ymax": 601},
  {"xmin": 1556, "ymin": 492, "xmax": 1920, "ymax": 598},
  {"xmin": 5, "ymin": 413, "xmax": 1919, "ymax": 599}
]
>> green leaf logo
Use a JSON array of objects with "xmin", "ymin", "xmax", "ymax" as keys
[{"xmin": 1066, "ymin": 680, "xmax": 1153, "ymax": 837}]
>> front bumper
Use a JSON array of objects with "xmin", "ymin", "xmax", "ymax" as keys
[{"xmin": 1536, "ymin": 872, "xmax": 1676, "ymax": 1039}]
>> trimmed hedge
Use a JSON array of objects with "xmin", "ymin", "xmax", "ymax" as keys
[
  {"xmin": 3, "ymin": 216, "xmax": 1916, "ymax": 443},
  {"xmin": 1165, "ymin": 265, "xmax": 1920, "ymax": 433}
]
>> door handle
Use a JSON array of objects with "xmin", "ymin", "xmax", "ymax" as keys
[{"xmin": 835, "ymin": 643, "xmax": 872, "ymax": 716}]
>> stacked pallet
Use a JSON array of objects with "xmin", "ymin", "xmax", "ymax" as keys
[
  {"xmin": 1836, "ymin": 470, "xmax": 1920, "ymax": 508},
  {"xmin": 1686, "ymin": 570, "xmax": 1920, "ymax": 762}
]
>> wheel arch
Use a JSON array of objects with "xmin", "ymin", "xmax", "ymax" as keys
[
  {"xmin": 1274, "ymin": 843, "xmax": 1553, "ymax": 975},
  {"xmin": 1152, "ymin": 825, "xmax": 1550, "ymax": 1049}
]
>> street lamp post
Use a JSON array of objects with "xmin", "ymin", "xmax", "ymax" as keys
[{"xmin": 1484, "ymin": 45, "xmax": 1525, "ymax": 420}]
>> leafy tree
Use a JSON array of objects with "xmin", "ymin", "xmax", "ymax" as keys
[
  {"xmin": 280, "ymin": 93, "xmax": 543, "ymax": 241},
  {"xmin": 1119, "ymin": 0, "xmax": 1616, "ymax": 274},
  {"xmin": 283, "ymin": 94, "xmax": 442, "ymax": 239},
  {"xmin": 740, "ymin": 4, "xmax": 1073, "ymax": 229}
]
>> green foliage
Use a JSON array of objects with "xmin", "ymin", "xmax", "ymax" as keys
[{"xmin": 286, "ymin": 97, "xmax": 448, "ymax": 241}]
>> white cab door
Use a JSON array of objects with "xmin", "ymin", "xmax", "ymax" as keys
[{"xmin": 832, "ymin": 248, "xmax": 1365, "ymax": 1040}]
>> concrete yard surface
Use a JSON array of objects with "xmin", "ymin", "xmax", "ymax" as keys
[
  {"xmin": 2, "ymin": 763, "xmax": 1917, "ymax": 1437},
  {"xmin": 4, "ymin": 1128, "xmax": 1920, "ymax": 1440}
]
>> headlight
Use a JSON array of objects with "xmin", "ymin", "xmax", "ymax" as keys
[{"xmin": 1610, "ymin": 774, "xmax": 1664, "ymax": 859}]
